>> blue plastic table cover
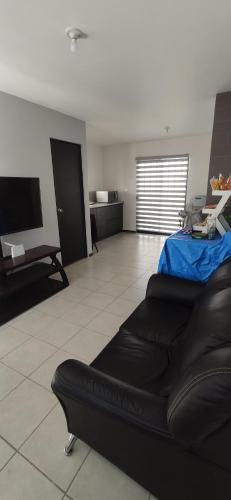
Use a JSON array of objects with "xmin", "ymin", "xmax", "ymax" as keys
[{"xmin": 158, "ymin": 230, "xmax": 231, "ymax": 282}]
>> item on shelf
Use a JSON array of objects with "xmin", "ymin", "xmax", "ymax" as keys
[
  {"xmin": 4, "ymin": 242, "xmax": 25, "ymax": 258},
  {"xmin": 96, "ymin": 191, "xmax": 118, "ymax": 203},
  {"xmin": 219, "ymin": 173, "xmax": 226, "ymax": 190},
  {"xmin": 207, "ymin": 216, "xmax": 216, "ymax": 240},
  {"xmin": 226, "ymin": 175, "xmax": 231, "ymax": 189},
  {"xmin": 205, "ymin": 204, "xmax": 217, "ymax": 209},
  {"xmin": 210, "ymin": 176, "xmax": 220, "ymax": 190},
  {"xmin": 192, "ymin": 231, "xmax": 207, "ymax": 240},
  {"xmin": 210, "ymin": 173, "xmax": 231, "ymax": 191},
  {"xmin": 193, "ymin": 217, "xmax": 208, "ymax": 234},
  {"xmin": 179, "ymin": 195, "xmax": 206, "ymax": 228},
  {"xmin": 181, "ymin": 225, "xmax": 192, "ymax": 235}
]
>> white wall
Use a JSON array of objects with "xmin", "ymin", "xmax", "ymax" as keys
[
  {"xmin": 87, "ymin": 143, "xmax": 104, "ymax": 191},
  {"xmin": 0, "ymin": 91, "xmax": 92, "ymax": 256},
  {"xmin": 103, "ymin": 134, "xmax": 212, "ymax": 230}
]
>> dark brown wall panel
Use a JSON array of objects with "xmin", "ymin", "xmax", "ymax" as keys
[{"xmin": 207, "ymin": 91, "xmax": 231, "ymax": 203}]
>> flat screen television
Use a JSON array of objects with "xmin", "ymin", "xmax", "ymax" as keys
[{"xmin": 0, "ymin": 177, "xmax": 43, "ymax": 236}]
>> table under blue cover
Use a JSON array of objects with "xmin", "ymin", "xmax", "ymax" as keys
[{"xmin": 158, "ymin": 230, "xmax": 231, "ymax": 282}]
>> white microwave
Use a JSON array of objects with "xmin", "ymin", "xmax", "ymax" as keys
[{"xmin": 96, "ymin": 191, "xmax": 118, "ymax": 203}]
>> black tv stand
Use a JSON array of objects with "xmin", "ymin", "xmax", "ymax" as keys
[{"xmin": 0, "ymin": 245, "xmax": 69, "ymax": 326}]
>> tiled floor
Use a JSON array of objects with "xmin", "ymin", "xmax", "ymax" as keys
[{"xmin": 0, "ymin": 232, "xmax": 165, "ymax": 500}]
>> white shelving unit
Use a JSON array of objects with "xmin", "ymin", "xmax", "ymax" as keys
[{"xmin": 202, "ymin": 190, "xmax": 231, "ymax": 236}]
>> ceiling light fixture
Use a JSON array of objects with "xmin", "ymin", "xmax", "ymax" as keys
[{"xmin": 65, "ymin": 26, "xmax": 87, "ymax": 53}]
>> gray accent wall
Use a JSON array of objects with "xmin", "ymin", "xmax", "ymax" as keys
[
  {"xmin": 0, "ymin": 91, "xmax": 91, "ymax": 257},
  {"xmin": 207, "ymin": 91, "xmax": 231, "ymax": 204}
]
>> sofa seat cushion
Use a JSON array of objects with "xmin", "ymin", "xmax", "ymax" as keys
[
  {"xmin": 91, "ymin": 330, "xmax": 168, "ymax": 390},
  {"xmin": 119, "ymin": 297, "xmax": 192, "ymax": 348}
]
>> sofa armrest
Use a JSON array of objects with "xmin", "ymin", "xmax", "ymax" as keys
[
  {"xmin": 146, "ymin": 273, "xmax": 205, "ymax": 305},
  {"xmin": 167, "ymin": 345, "xmax": 231, "ymax": 448},
  {"xmin": 52, "ymin": 359, "xmax": 170, "ymax": 438}
]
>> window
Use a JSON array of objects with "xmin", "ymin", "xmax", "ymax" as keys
[{"xmin": 136, "ymin": 154, "xmax": 189, "ymax": 234}]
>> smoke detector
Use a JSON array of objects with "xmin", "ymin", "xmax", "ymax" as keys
[{"xmin": 65, "ymin": 26, "xmax": 87, "ymax": 53}]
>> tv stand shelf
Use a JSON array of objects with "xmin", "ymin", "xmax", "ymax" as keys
[{"xmin": 0, "ymin": 245, "xmax": 69, "ymax": 326}]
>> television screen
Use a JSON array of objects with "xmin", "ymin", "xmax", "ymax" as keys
[{"xmin": 0, "ymin": 177, "xmax": 43, "ymax": 236}]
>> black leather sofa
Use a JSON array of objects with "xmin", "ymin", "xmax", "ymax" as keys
[{"xmin": 52, "ymin": 259, "xmax": 231, "ymax": 500}]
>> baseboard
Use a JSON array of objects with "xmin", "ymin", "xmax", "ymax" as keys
[{"xmin": 122, "ymin": 230, "xmax": 137, "ymax": 233}]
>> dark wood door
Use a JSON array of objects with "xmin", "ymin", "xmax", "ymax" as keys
[{"xmin": 50, "ymin": 139, "xmax": 87, "ymax": 266}]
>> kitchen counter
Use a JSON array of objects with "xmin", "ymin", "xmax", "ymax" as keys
[{"xmin": 89, "ymin": 201, "xmax": 123, "ymax": 209}]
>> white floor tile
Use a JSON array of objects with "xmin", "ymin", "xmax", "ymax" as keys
[
  {"xmin": 21, "ymin": 405, "xmax": 90, "ymax": 491},
  {"xmin": 111, "ymin": 273, "xmax": 137, "ymax": 287},
  {"xmin": 98, "ymin": 282, "xmax": 128, "ymax": 298},
  {"xmin": 33, "ymin": 318, "xmax": 81, "ymax": 348},
  {"xmin": 67, "ymin": 450, "xmax": 149, "ymax": 500},
  {"xmin": 30, "ymin": 350, "xmax": 77, "ymax": 391},
  {"xmin": 81, "ymin": 269, "xmax": 116, "ymax": 282},
  {"xmin": 11, "ymin": 309, "xmax": 54, "ymax": 335},
  {"xmin": 132, "ymin": 277, "xmax": 149, "ymax": 290},
  {"xmin": 0, "ymin": 379, "xmax": 56, "ymax": 448},
  {"xmin": 63, "ymin": 328, "xmax": 110, "ymax": 363},
  {"xmin": 114, "ymin": 266, "xmax": 144, "ymax": 278},
  {"xmin": 120, "ymin": 286, "xmax": 146, "ymax": 303},
  {"xmin": 61, "ymin": 304, "xmax": 100, "ymax": 327},
  {"xmin": 0, "ymin": 327, "xmax": 30, "ymax": 358},
  {"xmin": 59, "ymin": 286, "xmax": 91, "ymax": 303},
  {"xmin": 73, "ymin": 277, "xmax": 107, "ymax": 291},
  {"xmin": 80, "ymin": 291, "xmax": 115, "ymax": 309},
  {"xmin": 106, "ymin": 297, "xmax": 137, "ymax": 318},
  {"xmin": 35, "ymin": 295, "xmax": 75, "ymax": 318},
  {"xmin": 0, "ymin": 454, "xmax": 63, "ymax": 500},
  {"xmin": 87, "ymin": 311, "xmax": 124, "ymax": 337},
  {"xmin": 0, "ymin": 362, "xmax": 24, "ymax": 400},
  {"xmin": 2, "ymin": 338, "xmax": 56, "ymax": 376}
]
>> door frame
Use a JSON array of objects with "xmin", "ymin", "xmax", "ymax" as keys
[{"xmin": 50, "ymin": 137, "xmax": 88, "ymax": 265}]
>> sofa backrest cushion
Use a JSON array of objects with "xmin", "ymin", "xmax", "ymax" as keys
[
  {"xmin": 173, "ymin": 259, "xmax": 231, "ymax": 375},
  {"xmin": 205, "ymin": 257, "xmax": 231, "ymax": 292},
  {"xmin": 167, "ymin": 345, "xmax": 231, "ymax": 447}
]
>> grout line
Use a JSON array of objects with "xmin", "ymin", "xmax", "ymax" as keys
[
  {"xmin": 0, "ymin": 449, "xmax": 18, "ymax": 474},
  {"xmin": 18, "ymin": 401, "xmax": 58, "ymax": 452},
  {"xmin": 0, "ymin": 366, "xmax": 26, "ymax": 403},
  {"xmin": 12, "ymin": 427, "xmax": 91, "ymax": 498},
  {"xmin": 0, "ymin": 329, "xmax": 33, "ymax": 361},
  {"xmin": 0, "ymin": 434, "xmax": 18, "ymax": 473},
  {"xmin": 16, "ymin": 449, "xmax": 66, "ymax": 495},
  {"xmin": 0, "ymin": 345, "xmax": 59, "ymax": 385},
  {"xmin": 64, "ymin": 447, "xmax": 92, "ymax": 496},
  {"xmin": 0, "ymin": 433, "xmax": 18, "ymax": 453},
  {"xmin": 0, "ymin": 363, "xmax": 58, "ymax": 399}
]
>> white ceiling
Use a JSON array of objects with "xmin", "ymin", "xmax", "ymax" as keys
[{"xmin": 0, "ymin": 0, "xmax": 231, "ymax": 145}]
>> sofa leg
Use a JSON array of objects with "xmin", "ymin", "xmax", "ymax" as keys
[{"xmin": 64, "ymin": 434, "xmax": 78, "ymax": 456}]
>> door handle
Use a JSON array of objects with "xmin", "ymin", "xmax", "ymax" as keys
[{"xmin": 57, "ymin": 208, "xmax": 64, "ymax": 213}]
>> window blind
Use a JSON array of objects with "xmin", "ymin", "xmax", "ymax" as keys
[{"xmin": 136, "ymin": 154, "xmax": 189, "ymax": 234}]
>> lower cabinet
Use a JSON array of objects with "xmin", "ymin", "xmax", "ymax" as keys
[{"xmin": 90, "ymin": 203, "xmax": 123, "ymax": 241}]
